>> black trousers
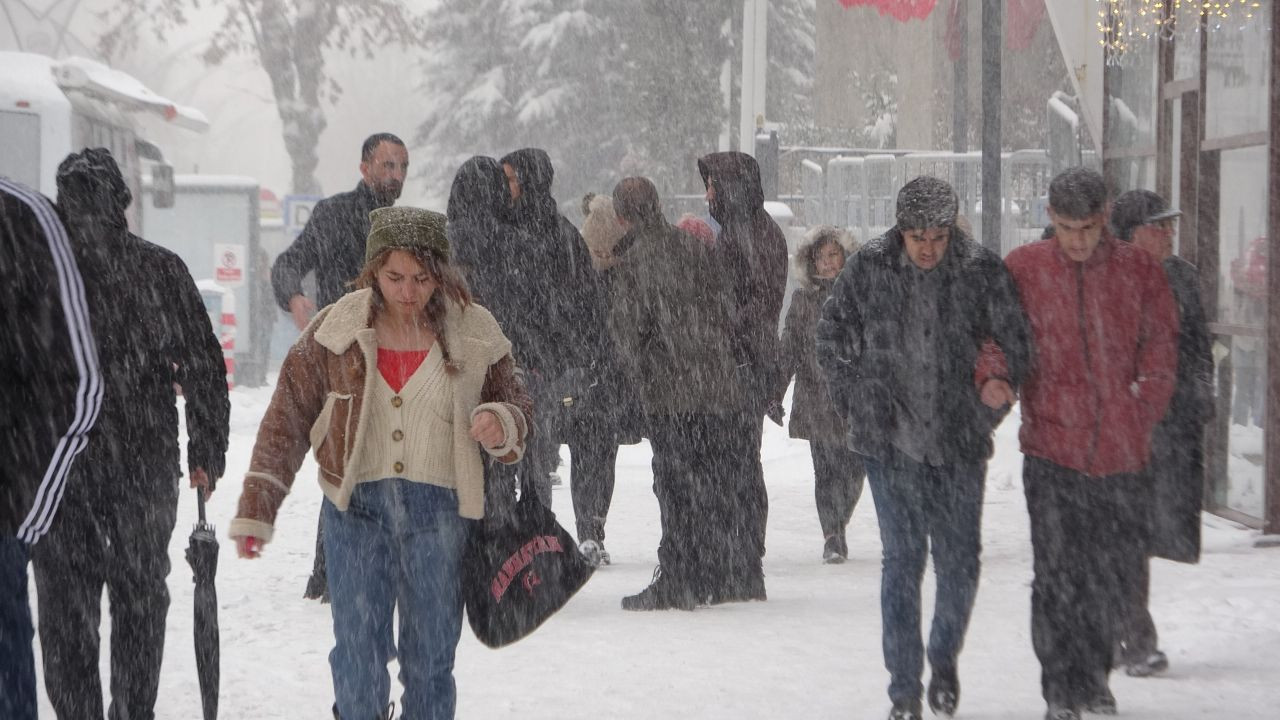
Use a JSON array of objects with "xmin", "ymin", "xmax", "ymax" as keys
[
  {"xmin": 31, "ymin": 468, "xmax": 179, "ymax": 720},
  {"xmin": 810, "ymin": 441, "xmax": 865, "ymax": 548},
  {"xmin": 566, "ymin": 417, "xmax": 619, "ymax": 544},
  {"xmin": 1023, "ymin": 457, "xmax": 1147, "ymax": 708},
  {"xmin": 648, "ymin": 413, "xmax": 750, "ymax": 598},
  {"xmin": 734, "ymin": 414, "xmax": 769, "ymax": 570}
]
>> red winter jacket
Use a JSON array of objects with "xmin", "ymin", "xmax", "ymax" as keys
[{"xmin": 981, "ymin": 236, "xmax": 1179, "ymax": 477}]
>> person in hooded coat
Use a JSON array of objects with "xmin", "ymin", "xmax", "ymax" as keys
[
  {"xmin": 30, "ymin": 148, "xmax": 230, "ymax": 720},
  {"xmin": 499, "ymin": 149, "xmax": 618, "ymax": 525},
  {"xmin": 776, "ymin": 225, "xmax": 865, "ymax": 565},
  {"xmin": 696, "ymin": 151, "xmax": 789, "ymax": 601},
  {"xmin": 0, "ymin": 178, "xmax": 102, "ymax": 720}
]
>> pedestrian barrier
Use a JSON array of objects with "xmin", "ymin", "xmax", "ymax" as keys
[{"xmin": 196, "ymin": 279, "xmax": 236, "ymax": 390}]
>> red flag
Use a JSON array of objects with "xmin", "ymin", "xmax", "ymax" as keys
[
  {"xmin": 1006, "ymin": 0, "xmax": 1046, "ymax": 51},
  {"xmin": 838, "ymin": 0, "xmax": 938, "ymax": 22}
]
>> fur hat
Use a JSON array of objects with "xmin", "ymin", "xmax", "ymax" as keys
[
  {"xmin": 895, "ymin": 176, "xmax": 958, "ymax": 230},
  {"xmin": 365, "ymin": 206, "xmax": 449, "ymax": 263}
]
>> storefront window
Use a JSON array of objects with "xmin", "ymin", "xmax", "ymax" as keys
[
  {"xmin": 1205, "ymin": 3, "xmax": 1271, "ymax": 140},
  {"xmin": 1216, "ymin": 144, "xmax": 1269, "ymax": 519}
]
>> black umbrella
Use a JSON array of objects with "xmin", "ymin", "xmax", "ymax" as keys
[{"xmin": 186, "ymin": 490, "xmax": 219, "ymax": 720}]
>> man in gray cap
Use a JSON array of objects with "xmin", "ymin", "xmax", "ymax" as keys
[
  {"xmin": 817, "ymin": 176, "xmax": 1031, "ymax": 720},
  {"xmin": 1110, "ymin": 189, "xmax": 1212, "ymax": 678}
]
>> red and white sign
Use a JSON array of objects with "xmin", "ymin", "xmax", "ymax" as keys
[{"xmin": 213, "ymin": 243, "xmax": 244, "ymax": 288}]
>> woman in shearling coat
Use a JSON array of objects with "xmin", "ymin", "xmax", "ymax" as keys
[
  {"xmin": 229, "ymin": 207, "xmax": 532, "ymax": 720},
  {"xmin": 776, "ymin": 225, "xmax": 865, "ymax": 563}
]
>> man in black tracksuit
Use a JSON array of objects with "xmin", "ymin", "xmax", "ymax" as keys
[
  {"xmin": 270, "ymin": 132, "xmax": 407, "ymax": 599},
  {"xmin": 30, "ymin": 149, "xmax": 230, "ymax": 720},
  {"xmin": 1, "ymin": 178, "xmax": 102, "ymax": 720}
]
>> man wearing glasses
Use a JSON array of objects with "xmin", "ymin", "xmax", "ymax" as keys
[{"xmin": 1109, "ymin": 189, "xmax": 1214, "ymax": 678}]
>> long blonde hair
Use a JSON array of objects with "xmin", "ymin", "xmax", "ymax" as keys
[{"xmin": 355, "ymin": 246, "xmax": 472, "ymax": 374}]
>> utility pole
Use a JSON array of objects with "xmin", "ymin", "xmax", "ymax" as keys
[
  {"xmin": 739, "ymin": 0, "xmax": 768, "ymax": 157},
  {"xmin": 981, "ymin": 0, "xmax": 1003, "ymax": 254}
]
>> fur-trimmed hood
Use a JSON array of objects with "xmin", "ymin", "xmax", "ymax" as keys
[{"xmin": 793, "ymin": 225, "xmax": 860, "ymax": 289}]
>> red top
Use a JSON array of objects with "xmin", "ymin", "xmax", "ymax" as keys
[
  {"xmin": 377, "ymin": 348, "xmax": 430, "ymax": 393},
  {"xmin": 978, "ymin": 237, "xmax": 1179, "ymax": 476}
]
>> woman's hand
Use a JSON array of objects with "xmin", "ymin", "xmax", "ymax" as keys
[
  {"xmin": 235, "ymin": 535, "xmax": 262, "ymax": 559},
  {"xmin": 469, "ymin": 410, "xmax": 506, "ymax": 448}
]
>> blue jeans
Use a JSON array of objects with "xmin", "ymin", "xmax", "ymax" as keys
[
  {"xmin": 865, "ymin": 447, "xmax": 986, "ymax": 705},
  {"xmin": 0, "ymin": 535, "xmax": 36, "ymax": 720},
  {"xmin": 324, "ymin": 480, "xmax": 468, "ymax": 720}
]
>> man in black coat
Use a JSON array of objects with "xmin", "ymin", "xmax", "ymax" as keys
[
  {"xmin": 696, "ymin": 151, "xmax": 789, "ymax": 602},
  {"xmin": 272, "ymin": 132, "xmax": 407, "ymax": 599},
  {"xmin": 30, "ymin": 149, "xmax": 230, "ymax": 720},
  {"xmin": 607, "ymin": 176, "xmax": 748, "ymax": 610},
  {"xmin": 1110, "ymin": 189, "xmax": 1214, "ymax": 677},
  {"xmin": 817, "ymin": 176, "xmax": 1031, "ymax": 720},
  {"xmin": 0, "ymin": 178, "xmax": 102, "ymax": 720},
  {"xmin": 272, "ymin": 132, "xmax": 408, "ymax": 329},
  {"xmin": 500, "ymin": 148, "xmax": 614, "ymax": 513}
]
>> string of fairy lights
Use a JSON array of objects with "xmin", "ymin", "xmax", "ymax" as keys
[{"xmin": 1097, "ymin": 0, "xmax": 1267, "ymax": 65}]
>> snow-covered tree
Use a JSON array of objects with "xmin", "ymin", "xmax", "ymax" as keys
[{"xmin": 99, "ymin": 0, "xmax": 426, "ymax": 195}]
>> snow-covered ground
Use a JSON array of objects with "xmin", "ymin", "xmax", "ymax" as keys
[{"xmin": 32, "ymin": 381, "xmax": 1280, "ymax": 719}]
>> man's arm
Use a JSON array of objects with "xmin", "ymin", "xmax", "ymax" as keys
[
  {"xmin": 271, "ymin": 201, "xmax": 331, "ymax": 317},
  {"xmin": 815, "ymin": 265, "xmax": 863, "ymax": 417},
  {"xmin": 165, "ymin": 253, "xmax": 231, "ymax": 488},
  {"xmin": 0, "ymin": 183, "xmax": 102, "ymax": 543}
]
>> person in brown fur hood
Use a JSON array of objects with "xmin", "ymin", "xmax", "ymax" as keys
[{"xmin": 776, "ymin": 225, "xmax": 865, "ymax": 565}]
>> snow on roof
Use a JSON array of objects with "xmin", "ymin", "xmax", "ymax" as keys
[
  {"xmin": 0, "ymin": 52, "xmax": 65, "ymax": 106},
  {"xmin": 51, "ymin": 56, "xmax": 209, "ymax": 132}
]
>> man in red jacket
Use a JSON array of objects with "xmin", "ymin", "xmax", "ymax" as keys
[{"xmin": 994, "ymin": 168, "xmax": 1179, "ymax": 720}]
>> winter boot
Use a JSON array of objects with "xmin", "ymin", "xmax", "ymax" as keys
[
  {"xmin": 621, "ymin": 566, "xmax": 696, "ymax": 611},
  {"xmin": 927, "ymin": 667, "xmax": 959, "ymax": 717},
  {"xmin": 887, "ymin": 698, "xmax": 923, "ymax": 720},
  {"xmin": 1082, "ymin": 691, "xmax": 1118, "ymax": 715}
]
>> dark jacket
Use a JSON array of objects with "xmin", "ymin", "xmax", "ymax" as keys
[
  {"xmin": 607, "ymin": 218, "xmax": 740, "ymax": 417},
  {"xmin": 697, "ymin": 152, "xmax": 789, "ymax": 413},
  {"xmin": 446, "ymin": 156, "xmax": 544, "ymax": 370},
  {"xmin": 0, "ymin": 180, "xmax": 102, "ymax": 543},
  {"xmin": 271, "ymin": 181, "xmax": 392, "ymax": 312},
  {"xmin": 777, "ymin": 232, "xmax": 858, "ymax": 445},
  {"xmin": 500, "ymin": 148, "xmax": 610, "ymax": 380},
  {"xmin": 55, "ymin": 149, "xmax": 230, "ymax": 489},
  {"xmin": 992, "ymin": 236, "xmax": 1179, "ymax": 476},
  {"xmin": 1149, "ymin": 255, "xmax": 1213, "ymax": 562},
  {"xmin": 816, "ymin": 227, "xmax": 1031, "ymax": 463}
]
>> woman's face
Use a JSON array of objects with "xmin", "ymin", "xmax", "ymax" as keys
[
  {"xmin": 377, "ymin": 250, "xmax": 438, "ymax": 322},
  {"xmin": 814, "ymin": 240, "xmax": 845, "ymax": 279}
]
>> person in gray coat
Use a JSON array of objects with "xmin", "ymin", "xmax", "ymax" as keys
[{"xmin": 776, "ymin": 225, "xmax": 865, "ymax": 564}]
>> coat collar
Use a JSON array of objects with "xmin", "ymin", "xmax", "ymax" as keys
[{"xmin": 313, "ymin": 288, "xmax": 377, "ymax": 355}]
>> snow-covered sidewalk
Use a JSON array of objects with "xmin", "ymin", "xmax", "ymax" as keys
[{"xmin": 33, "ymin": 384, "xmax": 1280, "ymax": 719}]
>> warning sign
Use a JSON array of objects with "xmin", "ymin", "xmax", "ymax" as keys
[{"xmin": 214, "ymin": 243, "xmax": 245, "ymax": 288}]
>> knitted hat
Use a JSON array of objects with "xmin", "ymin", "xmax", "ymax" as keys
[
  {"xmin": 895, "ymin": 176, "xmax": 958, "ymax": 230},
  {"xmin": 366, "ymin": 206, "xmax": 449, "ymax": 263},
  {"xmin": 1110, "ymin": 189, "xmax": 1181, "ymax": 241}
]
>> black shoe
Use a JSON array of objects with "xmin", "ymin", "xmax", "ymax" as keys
[
  {"xmin": 887, "ymin": 699, "xmax": 923, "ymax": 720},
  {"xmin": 927, "ymin": 668, "xmax": 959, "ymax": 717},
  {"xmin": 621, "ymin": 566, "xmax": 695, "ymax": 611},
  {"xmin": 1124, "ymin": 650, "xmax": 1169, "ymax": 677},
  {"xmin": 1045, "ymin": 705, "xmax": 1081, "ymax": 720},
  {"xmin": 712, "ymin": 563, "xmax": 768, "ymax": 604},
  {"xmin": 1082, "ymin": 689, "xmax": 1118, "ymax": 715},
  {"xmin": 822, "ymin": 535, "xmax": 846, "ymax": 564}
]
